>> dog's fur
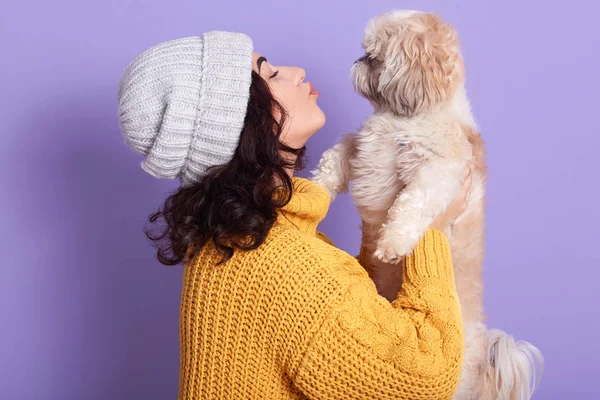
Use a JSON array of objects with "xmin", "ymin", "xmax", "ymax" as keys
[{"xmin": 312, "ymin": 11, "xmax": 543, "ymax": 400}]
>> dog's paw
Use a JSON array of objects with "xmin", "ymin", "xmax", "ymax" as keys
[
  {"xmin": 311, "ymin": 170, "xmax": 339, "ymax": 201},
  {"xmin": 374, "ymin": 240, "xmax": 410, "ymax": 264},
  {"xmin": 374, "ymin": 226, "xmax": 420, "ymax": 263},
  {"xmin": 311, "ymin": 148, "xmax": 344, "ymax": 200}
]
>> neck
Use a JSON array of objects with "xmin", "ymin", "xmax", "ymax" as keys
[
  {"xmin": 280, "ymin": 150, "xmax": 298, "ymax": 179},
  {"xmin": 386, "ymin": 84, "xmax": 476, "ymax": 128},
  {"xmin": 285, "ymin": 167, "xmax": 294, "ymax": 179}
]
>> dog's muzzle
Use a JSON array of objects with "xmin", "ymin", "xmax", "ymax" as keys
[{"xmin": 355, "ymin": 54, "xmax": 368, "ymax": 64}]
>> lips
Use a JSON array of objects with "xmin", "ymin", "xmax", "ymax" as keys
[{"xmin": 308, "ymin": 82, "xmax": 319, "ymax": 97}]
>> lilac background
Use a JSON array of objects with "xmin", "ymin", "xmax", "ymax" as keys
[{"xmin": 1, "ymin": 0, "xmax": 599, "ymax": 399}]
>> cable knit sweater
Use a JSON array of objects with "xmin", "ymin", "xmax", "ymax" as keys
[{"xmin": 177, "ymin": 178, "xmax": 464, "ymax": 399}]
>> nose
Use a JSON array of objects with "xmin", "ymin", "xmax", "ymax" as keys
[{"xmin": 295, "ymin": 67, "xmax": 306, "ymax": 86}]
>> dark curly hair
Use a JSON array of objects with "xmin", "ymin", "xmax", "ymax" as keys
[{"xmin": 146, "ymin": 71, "xmax": 306, "ymax": 266}]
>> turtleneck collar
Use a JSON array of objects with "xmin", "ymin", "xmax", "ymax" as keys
[{"xmin": 276, "ymin": 177, "xmax": 331, "ymax": 235}]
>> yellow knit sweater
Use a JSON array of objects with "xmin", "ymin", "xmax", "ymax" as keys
[{"xmin": 178, "ymin": 178, "xmax": 464, "ymax": 399}]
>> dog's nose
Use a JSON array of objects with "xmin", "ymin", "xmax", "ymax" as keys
[{"xmin": 355, "ymin": 54, "xmax": 368, "ymax": 64}]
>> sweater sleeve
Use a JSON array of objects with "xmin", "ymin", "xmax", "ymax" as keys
[{"xmin": 291, "ymin": 229, "xmax": 464, "ymax": 400}]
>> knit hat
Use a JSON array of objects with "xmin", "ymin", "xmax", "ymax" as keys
[{"xmin": 117, "ymin": 31, "xmax": 254, "ymax": 187}]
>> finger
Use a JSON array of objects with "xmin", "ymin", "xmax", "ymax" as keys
[
  {"xmin": 460, "ymin": 168, "xmax": 472, "ymax": 196},
  {"xmin": 464, "ymin": 180, "xmax": 472, "ymax": 204},
  {"xmin": 464, "ymin": 172, "xmax": 472, "ymax": 193},
  {"xmin": 461, "ymin": 168, "xmax": 473, "ymax": 207}
]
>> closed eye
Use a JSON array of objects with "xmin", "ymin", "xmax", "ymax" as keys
[{"xmin": 269, "ymin": 70, "xmax": 279, "ymax": 79}]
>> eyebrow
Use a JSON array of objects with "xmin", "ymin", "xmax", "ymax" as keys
[{"xmin": 256, "ymin": 56, "xmax": 267, "ymax": 73}]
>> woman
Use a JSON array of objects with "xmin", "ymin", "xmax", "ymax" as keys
[{"xmin": 118, "ymin": 31, "xmax": 469, "ymax": 400}]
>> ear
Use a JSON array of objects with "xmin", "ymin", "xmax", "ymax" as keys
[{"xmin": 379, "ymin": 14, "xmax": 462, "ymax": 116}]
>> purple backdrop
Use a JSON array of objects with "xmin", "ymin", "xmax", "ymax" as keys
[{"xmin": 1, "ymin": 0, "xmax": 598, "ymax": 399}]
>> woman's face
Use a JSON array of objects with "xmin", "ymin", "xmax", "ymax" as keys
[{"xmin": 252, "ymin": 52, "xmax": 326, "ymax": 148}]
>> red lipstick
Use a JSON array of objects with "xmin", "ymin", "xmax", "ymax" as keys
[{"xmin": 308, "ymin": 82, "xmax": 319, "ymax": 97}]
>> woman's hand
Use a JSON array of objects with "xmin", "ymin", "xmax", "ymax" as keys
[{"xmin": 431, "ymin": 167, "xmax": 472, "ymax": 231}]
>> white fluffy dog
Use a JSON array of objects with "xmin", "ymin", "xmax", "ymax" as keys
[{"xmin": 312, "ymin": 10, "xmax": 543, "ymax": 400}]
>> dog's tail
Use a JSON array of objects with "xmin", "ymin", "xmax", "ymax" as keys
[{"xmin": 481, "ymin": 329, "xmax": 544, "ymax": 400}]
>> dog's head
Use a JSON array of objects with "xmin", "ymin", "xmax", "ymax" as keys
[{"xmin": 352, "ymin": 11, "xmax": 464, "ymax": 117}]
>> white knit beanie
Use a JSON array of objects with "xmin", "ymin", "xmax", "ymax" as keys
[{"xmin": 117, "ymin": 31, "xmax": 254, "ymax": 187}]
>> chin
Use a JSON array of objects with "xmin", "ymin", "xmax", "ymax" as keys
[
  {"xmin": 308, "ymin": 107, "xmax": 326, "ymax": 135},
  {"xmin": 315, "ymin": 108, "xmax": 326, "ymax": 129}
]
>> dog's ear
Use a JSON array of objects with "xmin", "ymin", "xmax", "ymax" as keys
[{"xmin": 378, "ymin": 13, "xmax": 463, "ymax": 117}]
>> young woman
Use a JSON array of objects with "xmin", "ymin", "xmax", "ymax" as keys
[{"xmin": 118, "ymin": 31, "xmax": 470, "ymax": 400}]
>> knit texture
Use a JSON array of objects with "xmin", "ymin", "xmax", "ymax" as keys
[
  {"xmin": 117, "ymin": 31, "xmax": 253, "ymax": 187},
  {"xmin": 178, "ymin": 178, "xmax": 464, "ymax": 399}
]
